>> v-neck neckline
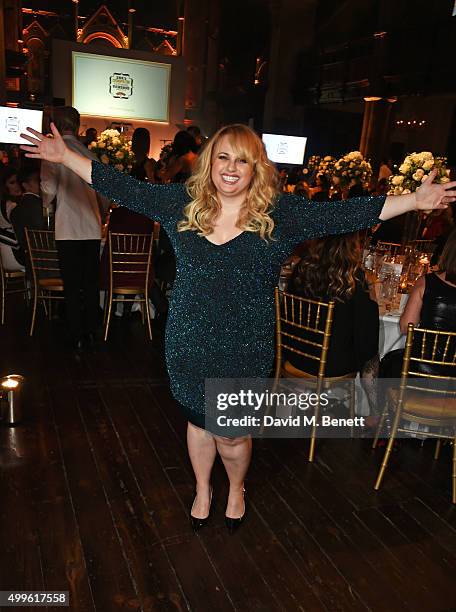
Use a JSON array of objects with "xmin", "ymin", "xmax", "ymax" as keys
[{"xmin": 203, "ymin": 231, "xmax": 246, "ymax": 247}]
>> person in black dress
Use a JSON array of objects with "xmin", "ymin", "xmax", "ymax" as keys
[
  {"xmin": 21, "ymin": 122, "xmax": 456, "ymax": 532},
  {"xmin": 398, "ymin": 227, "xmax": 456, "ymax": 378},
  {"xmin": 130, "ymin": 128, "xmax": 157, "ymax": 182},
  {"xmin": 160, "ymin": 131, "xmax": 198, "ymax": 183},
  {"xmin": 287, "ymin": 232, "xmax": 380, "ymax": 415}
]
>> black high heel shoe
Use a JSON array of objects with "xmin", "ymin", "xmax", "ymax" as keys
[
  {"xmin": 225, "ymin": 489, "xmax": 245, "ymax": 534},
  {"xmin": 190, "ymin": 487, "xmax": 213, "ymax": 532}
]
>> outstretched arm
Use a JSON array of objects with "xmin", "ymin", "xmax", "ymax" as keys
[
  {"xmin": 20, "ymin": 124, "xmax": 188, "ymax": 224},
  {"xmin": 380, "ymin": 169, "xmax": 456, "ymax": 219},
  {"xmin": 276, "ymin": 169, "xmax": 456, "ymax": 246}
]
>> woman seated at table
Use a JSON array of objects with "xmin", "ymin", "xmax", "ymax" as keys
[
  {"xmin": 287, "ymin": 232, "xmax": 380, "ymax": 412},
  {"xmin": 400, "ymin": 227, "xmax": 456, "ymax": 335},
  {"xmin": 399, "ymin": 228, "xmax": 456, "ymax": 378}
]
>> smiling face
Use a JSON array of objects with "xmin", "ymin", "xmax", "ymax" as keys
[{"xmin": 211, "ymin": 135, "xmax": 254, "ymax": 201}]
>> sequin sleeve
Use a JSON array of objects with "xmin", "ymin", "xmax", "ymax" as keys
[
  {"xmin": 90, "ymin": 161, "xmax": 189, "ymax": 226},
  {"xmin": 275, "ymin": 193, "xmax": 385, "ymax": 247}
]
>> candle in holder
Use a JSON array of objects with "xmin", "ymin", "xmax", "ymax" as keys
[{"xmin": 419, "ymin": 254, "xmax": 430, "ymax": 275}]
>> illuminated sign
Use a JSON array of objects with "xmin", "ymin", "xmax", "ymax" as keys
[{"xmin": 73, "ymin": 52, "xmax": 171, "ymax": 122}]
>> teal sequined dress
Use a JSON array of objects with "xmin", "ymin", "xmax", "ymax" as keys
[{"xmin": 92, "ymin": 162, "xmax": 385, "ymax": 429}]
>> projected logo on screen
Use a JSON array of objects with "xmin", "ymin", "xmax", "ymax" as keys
[
  {"xmin": 73, "ymin": 52, "xmax": 170, "ymax": 122},
  {"xmin": 6, "ymin": 116, "xmax": 20, "ymax": 133},
  {"xmin": 277, "ymin": 141, "xmax": 288, "ymax": 155},
  {"xmin": 109, "ymin": 73, "xmax": 133, "ymax": 99},
  {"xmin": 262, "ymin": 133, "xmax": 307, "ymax": 165}
]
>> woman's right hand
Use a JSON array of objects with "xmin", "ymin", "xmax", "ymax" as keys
[{"xmin": 20, "ymin": 122, "xmax": 68, "ymax": 164}]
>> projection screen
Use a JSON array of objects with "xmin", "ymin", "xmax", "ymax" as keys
[{"xmin": 72, "ymin": 51, "xmax": 171, "ymax": 122}]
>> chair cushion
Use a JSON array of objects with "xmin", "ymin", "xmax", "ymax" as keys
[
  {"xmin": 38, "ymin": 278, "xmax": 63, "ymax": 291},
  {"xmin": 283, "ymin": 360, "xmax": 355, "ymax": 381},
  {"xmin": 111, "ymin": 286, "xmax": 145, "ymax": 295},
  {"xmin": 390, "ymin": 388, "xmax": 456, "ymax": 418}
]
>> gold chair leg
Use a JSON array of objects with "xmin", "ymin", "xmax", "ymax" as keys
[
  {"xmin": 374, "ymin": 401, "xmax": 402, "ymax": 490},
  {"xmin": 145, "ymin": 295, "xmax": 152, "ymax": 341},
  {"xmin": 309, "ymin": 391, "xmax": 322, "ymax": 462},
  {"xmin": 104, "ymin": 291, "xmax": 113, "ymax": 341},
  {"xmin": 434, "ymin": 438, "xmax": 442, "ymax": 461},
  {"xmin": 102, "ymin": 291, "xmax": 109, "ymax": 325},
  {"xmin": 29, "ymin": 289, "xmax": 38, "ymax": 336},
  {"xmin": 372, "ymin": 402, "xmax": 389, "ymax": 449},
  {"xmin": 308, "ymin": 429, "xmax": 317, "ymax": 462}
]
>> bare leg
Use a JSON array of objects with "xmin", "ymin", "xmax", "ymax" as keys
[
  {"xmin": 187, "ymin": 422, "xmax": 217, "ymax": 518},
  {"xmin": 215, "ymin": 435, "xmax": 252, "ymax": 518}
]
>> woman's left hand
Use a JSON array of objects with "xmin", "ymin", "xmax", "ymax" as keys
[{"xmin": 415, "ymin": 168, "xmax": 456, "ymax": 213}]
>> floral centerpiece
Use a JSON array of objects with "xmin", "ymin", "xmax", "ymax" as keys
[
  {"xmin": 388, "ymin": 152, "xmax": 450, "ymax": 195},
  {"xmin": 303, "ymin": 155, "xmax": 321, "ymax": 180},
  {"xmin": 88, "ymin": 129, "xmax": 135, "ymax": 173},
  {"xmin": 316, "ymin": 155, "xmax": 336, "ymax": 181},
  {"xmin": 333, "ymin": 151, "xmax": 373, "ymax": 189}
]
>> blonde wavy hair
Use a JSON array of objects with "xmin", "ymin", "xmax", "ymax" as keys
[
  {"xmin": 290, "ymin": 234, "xmax": 363, "ymax": 302},
  {"xmin": 178, "ymin": 124, "xmax": 278, "ymax": 240}
]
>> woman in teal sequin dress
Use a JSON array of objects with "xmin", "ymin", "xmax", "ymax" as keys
[{"xmin": 22, "ymin": 121, "xmax": 456, "ymax": 529}]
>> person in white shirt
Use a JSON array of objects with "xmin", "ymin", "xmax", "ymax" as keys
[{"xmin": 41, "ymin": 106, "xmax": 104, "ymax": 350}]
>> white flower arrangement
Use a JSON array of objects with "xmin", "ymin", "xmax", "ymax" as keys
[
  {"xmin": 333, "ymin": 151, "xmax": 373, "ymax": 188},
  {"xmin": 303, "ymin": 155, "xmax": 321, "ymax": 177},
  {"xmin": 88, "ymin": 129, "xmax": 134, "ymax": 173},
  {"xmin": 316, "ymin": 155, "xmax": 336, "ymax": 181},
  {"xmin": 388, "ymin": 152, "xmax": 449, "ymax": 195}
]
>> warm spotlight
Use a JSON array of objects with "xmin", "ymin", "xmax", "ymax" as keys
[{"xmin": 0, "ymin": 374, "xmax": 25, "ymax": 425}]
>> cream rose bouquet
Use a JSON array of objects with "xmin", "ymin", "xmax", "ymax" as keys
[
  {"xmin": 316, "ymin": 155, "xmax": 336, "ymax": 181},
  {"xmin": 88, "ymin": 129, "xmax": 135, "ymax": 173},
  {"xmin": 333, "ymin": 151, "xmax": 373, "ymax": 189},
  {"xmin": 388, "ymin": 152, "xmax": 449, "ymax": 195},
  {"xmin": 303, "ymin": 155, "xmax": 321, "ymax": 179}
]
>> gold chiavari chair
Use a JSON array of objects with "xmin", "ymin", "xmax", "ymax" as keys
[
  {"xmin": 374, "ymin": 323, "xmax": 456, "ymax": 503},
  {"xmin": 0, "ymin": 250, "xmax": 27, "ymax": 325},
  {"xmin": 25, "ymin": 228, "xmax": 64, "ymax": 336},
  {"xmin": 104, "ymin": 232, "xmax": 153, "ymax": 341},
  {"xmin": 274, "ymin": 287, "xmax": 356, "ymax": 461}
]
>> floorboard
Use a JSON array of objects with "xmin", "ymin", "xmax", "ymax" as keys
[{"xmin": 1, "ymin": 304, "xmax": 456, "ymax": 611}]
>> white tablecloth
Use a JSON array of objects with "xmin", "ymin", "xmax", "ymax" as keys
[{"xmin": 379, "ymin": 313, "xmax": 405, "ymax": 358}]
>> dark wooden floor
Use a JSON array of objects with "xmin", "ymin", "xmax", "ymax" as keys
[{"xmin": 1, "ymin": 300, "xmax": 456, "ymax": 612}]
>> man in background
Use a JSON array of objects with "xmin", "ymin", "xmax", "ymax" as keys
[
  {"xmin": 10, "ymin": 164, "xmax": 45, "ymax": 267},
  {"xmin": 81, "ymin": 127, "xmax": 98, "ymax": 148},
  {"xmin": 41, "ymin": 106, "xmax": 105, "ymax": 351}
]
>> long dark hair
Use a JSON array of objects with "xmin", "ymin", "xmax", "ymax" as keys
[
  {"xmin": 290, "ymin": 233, "xmax": 362, "ymax": 301},
  {"xmin": 131, "ymin": 128, "xmax": 150, "ymax": 160},
  {"xmin": 172, "ymin": 130, "xmax": 197, "ymax": 157}
]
